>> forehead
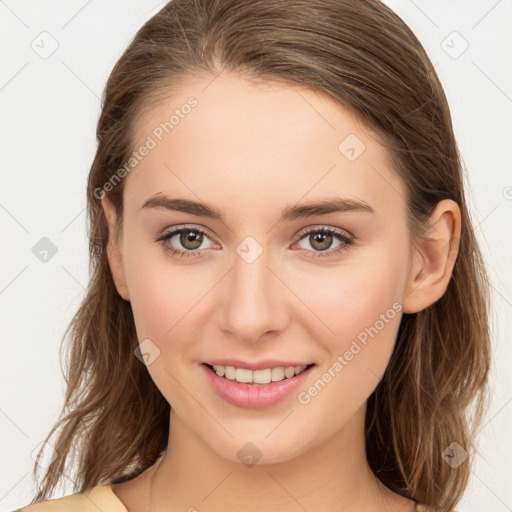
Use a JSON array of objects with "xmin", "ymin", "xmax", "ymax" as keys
[{"xmin": 125, "ymin": 72, "xmax": 405, "ymax": 220}]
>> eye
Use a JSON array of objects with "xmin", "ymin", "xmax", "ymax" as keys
[
  {"xmin": 293, "ymin": 226, "xmax": 354, "ymax": 258},
  {"xmin": 155, "ymin": 224, "xmax": 354, "ymax": 259},
  {"xmin": 154, "ymin": 226, "xmax": 216, "ymax": 258}
]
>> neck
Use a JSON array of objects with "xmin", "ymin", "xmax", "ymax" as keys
[{"xmin": 148, "ymin": 406, "xmax": 409, "ymax": 512}]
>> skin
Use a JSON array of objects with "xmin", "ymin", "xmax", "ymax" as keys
[{"xmin": 105, "ymin": 71, "xmax": 461, "ymax": 512}]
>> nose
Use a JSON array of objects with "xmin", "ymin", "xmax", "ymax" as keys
[{"xmin": 217, "ymin": 244, "xmax": 289, "ymax": 344}]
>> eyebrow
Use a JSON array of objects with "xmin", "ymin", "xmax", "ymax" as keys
[{"xmin": 140, "ymin": 194, "xmax": 375, "ymax": 223}]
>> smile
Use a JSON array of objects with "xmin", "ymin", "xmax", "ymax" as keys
[
  {"xmin": 208, "ymin": 363, "xmax": 312, "ymax": 384},
  {"xmin": 201, "ymin": 362, "xmax": 317, "ymax": 409}
]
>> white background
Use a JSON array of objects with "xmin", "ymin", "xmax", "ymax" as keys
[{"xmin": 1, "ymin": 1, "xmax": 511, "ymax": 510}]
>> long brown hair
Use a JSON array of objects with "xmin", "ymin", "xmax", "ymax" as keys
[{"xmin": 31, "ymin": 1, "xmax": 491, "ymax": 510}]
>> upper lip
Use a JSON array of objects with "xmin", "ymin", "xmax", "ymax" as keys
[{"xmin": 203, "ymin": 359, "xmax": 315, "ymax": 371}]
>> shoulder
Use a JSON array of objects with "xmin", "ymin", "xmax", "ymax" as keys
[{"xmin": 16, "ymin": 485, "xmax": 127, "ymax": 512}]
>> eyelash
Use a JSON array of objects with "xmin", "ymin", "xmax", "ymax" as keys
[{"xmin": 154, "ymin": 225, "xmax": 354, "ymax": 259}]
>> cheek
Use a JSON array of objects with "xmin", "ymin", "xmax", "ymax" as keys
[
  {"xmin": 291, "ymin": 248, "xmax": 407, "ymax": 416},
  {"xmin": 123, "ymin": 244, "xmax": 213, "ymax": 407},
  {"xmin": 289, "ymin": 252, "xmax": 407, "ymax": 352},
  {"xmin": 121, "ymin": 233, "xmax": 202, "ymax": 345}
]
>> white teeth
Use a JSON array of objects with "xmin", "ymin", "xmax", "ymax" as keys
[
  {"xmin": 235, "ymin": 368, "xmax": 253, "ymax": 383},
  {"xmin": 224, "ymin": 366, "xmax": 236, "ymax": 380},
  {"xmin": 284, "ymin": 367, "xmax": 295, "ymax": 379},
  {"xmin": 212, "ymin": 364, "xmax": 309, "ymax": 384},
  {"xmin": 253, "ymin": 368, "xmax": 272, "ymax": 384},
  {"xmin": 271, "ymin": 367, "xmax": 284, "ymax": 382}
]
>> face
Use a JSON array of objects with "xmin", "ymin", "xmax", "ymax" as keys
[{"xmin": 105, "ymin": 71, "xmax": 417, "ymax": 465}]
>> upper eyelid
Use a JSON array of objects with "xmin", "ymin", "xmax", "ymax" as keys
[
  {"xmin": 296, "ymin": 225, "xmax": 353, "ymax": 239},
  {"xmin": 160, "ymin": 224, "xmax": 214, "ymax": 238}
]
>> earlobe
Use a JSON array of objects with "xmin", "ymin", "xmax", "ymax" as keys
[
  {"xmin": 402, "ymin": 199, "xmax": 461, "ymax": 314},
  {"xmin": 101, "ymin": 196, "xmax": 130, "ymax": 301}
]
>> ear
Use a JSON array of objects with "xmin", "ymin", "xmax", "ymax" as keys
[
  {"xmin": 102, "ymin": 195, "xmax": 130, "ymax": 301},
  {"xmin": 402, "ymin": 199, "xmax": 461, "ymax": 314}
]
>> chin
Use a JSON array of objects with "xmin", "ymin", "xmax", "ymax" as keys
[{"xmin": 202, "ymin": 428, "xmax": 313, "ymax": 467}]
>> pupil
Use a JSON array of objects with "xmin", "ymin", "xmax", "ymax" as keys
[
  {"xmin": 182, "ymin": 230, "xmax": 202, "ymax": 249},
  {"xmin": 312, "ymin": 232, "xmax": 331, "ymax": 251}
]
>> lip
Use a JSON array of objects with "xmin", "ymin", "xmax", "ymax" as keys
[
  {"xmin": 203, "ymin": 358, "xmax": 314, "ymax": 371},
  {"xmin": 201, "ymin": 362, "xmax": 316, "ymax": 409}
]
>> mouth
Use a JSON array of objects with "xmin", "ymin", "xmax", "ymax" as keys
[
  {"xmin": 202, "ymin": 362, "xmax": 316, "ymax": 385},
  {"xmin": 201, "ymin": 361, "xmax": 317, "ymax": 409}
]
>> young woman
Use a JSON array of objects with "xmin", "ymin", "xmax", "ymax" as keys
[{"xmin": 17, "ymin": 0, "xmax": 491, "ymax": 511}]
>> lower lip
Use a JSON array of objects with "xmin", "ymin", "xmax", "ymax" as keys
[{"xmin": 201, "ymin": 363, "xmax": 315, "ymax": 409}]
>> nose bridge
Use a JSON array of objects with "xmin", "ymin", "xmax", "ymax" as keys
[{"xmin": 218, "ymin": 240, "xmax": 287, "ymax": 343}]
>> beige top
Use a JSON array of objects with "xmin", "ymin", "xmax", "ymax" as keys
[
  {"xmin": 17, "ymin": 485, "xmax": 127, "ymax": 512},
  {"xmin": 17, "ymin": 485, "xmax": 434, "ymax": 511}
]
